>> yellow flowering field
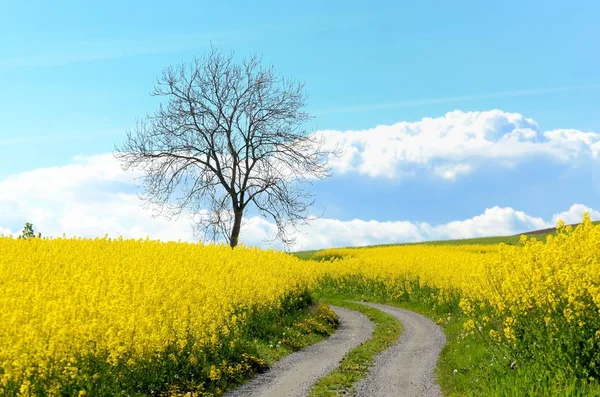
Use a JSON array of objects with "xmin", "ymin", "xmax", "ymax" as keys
[
  {"xmin": 1, "ymin": 214, "xmax": 599, "ymax": 394},
  {"xmin": 0, "ymin": 237, "xmax": 322, "ymax": 395},
  {"xmin": 315, "ymin": 244, "xmax": 498, "ymax": 303},
  {"xmin": 316, "ymin": 214, "xmax": 600, "ymax": 390}
]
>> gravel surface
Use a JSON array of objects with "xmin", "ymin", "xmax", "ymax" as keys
[
  {"xmin": 225, "ymin": 306, "xmax": 374, "ymax": 397},
  {"xmin": 355, "ymin": 302, "xmax": 446, "ymax": 397}
]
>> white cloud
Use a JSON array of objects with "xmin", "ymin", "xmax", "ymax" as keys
[
  {"xmin": 265, "ymin": 208, "xmax": 549, "ymax": 250},
  {"xmin": 257, "ymin": 205, "xmax": 597, "ymax": 251},
  {"xmin": 422, "ymin": 206, "xmax": 548, "ymax": 241},
  {"xmin": 432, "ymin": 163, "xmax": 473, "ymax": 181},
  {"xmin": 551, "ymin": 204, "xmax": 600, "ymax": 225},
  {"xmin": 0, "ymin": 148, "xmax": 597, "ymax": 251},
  {"xmin": 0, "ymin": 154, "xmax": 196, "ymax": 242},
  {"xmin": 319, "ymin": 110, "xmax": 600, "ymax": 179},
  {"xmin": 251, "ymin": 217, "xmax": 424, "ymax": 250}
]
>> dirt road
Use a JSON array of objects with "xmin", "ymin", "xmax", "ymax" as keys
[
  {"xmin": 355, "ymin": 302, "xmax": 446, "ymax": 397},
  {"xmin": 225, "ymin": 306, "xmax": 374, "ymax": 397}
]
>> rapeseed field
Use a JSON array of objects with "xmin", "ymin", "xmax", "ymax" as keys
[
  {"xmin": 316, "ymin": 213, "xmax": 600, "ymax": 393},
  {"xmin": 1, "ymin": 214, "xmax": 598, "ymax": 395},
  {"xmin": 0, "ymin": 238, "xmax": 325, "ymax": 395}
]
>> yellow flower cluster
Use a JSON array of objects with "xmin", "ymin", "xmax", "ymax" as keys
[
  {"xmin": 2, "ymin": 214, "xmax": 598, "ymax": 392},
  {"xmin": 317, "ymin": 216, "xmax": 599, "ymax": 325},
  {"xmin": 316, "ymin": 214, "xmax": 600, "ymax": 378},
  {"xmin": 470, "ymin": 213, "xmax": 600, "ymax": 362},
  {"xmin": 0, "ymin": 237, "xmax": 319, "ymax": 395},
  {"xmin": 316, "ymin": 244, "xmax": 498, "ymax": 303}
]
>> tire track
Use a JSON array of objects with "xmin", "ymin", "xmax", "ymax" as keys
[
  {"xmin": 355, "ymin": 302, "xmax": 446, "ymax": 397},
  {"xmin": 225, "ymin": 306, "xmax": 374, "ymax": 397}
]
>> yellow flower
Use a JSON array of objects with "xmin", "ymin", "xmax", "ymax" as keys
[
  {"xmin": 209, "ymin": 365, "xmax": 221, "ymax": 381},
  {"xmin": 1, "ymin": 212, "xmax": 598, "ymax": 393},
  {"xmin": 463, "ymin": 319, "xmax": 476, "ymax": 333}
]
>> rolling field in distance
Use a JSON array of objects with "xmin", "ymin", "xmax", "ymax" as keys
[{"xmin": 1, "ymin": 217, "xmax": 599, "ymax": 395}]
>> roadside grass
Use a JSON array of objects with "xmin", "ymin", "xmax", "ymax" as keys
[
  {"xmin": 291, "ymin": 253, "xmax": 493, "ymax": 395},
  {"xmin": 313, "ymin": 283, "xmax": 487, "ymax": 396},
  {"xmin": 215, "ymin": 300, "xmax": 340, "ymax": 395},
  {"xmin": 381, "ymin": 299, "xmax": 493, "ymax": 396},
  {"xmin": 360, "ymin": 299, "xmax": 600, "ymax": 396},
  {"xmin": 165, "ymin": 300, "xmax": 339, "ymax": 396},
  {"xmin": 293, "ymin": 249, "xmax": 321, "ymax": 260},
  {"xmin": 244, "ymin": 301, "xmax": 340, "ymax": 368},
  {"xmin": 292, "ymin": 223, "xmax": 600, "ymax": 395},
  {"xmin": 309, "ymin": 294, "xmax": 401, "ymax": 396},
  {"xmin": 314, "ymin": 280, "xmax": 600, "ymax": 396},
  {"xmin": 485, "ymin": 366, "xmax": 600, "ymax": 397}
]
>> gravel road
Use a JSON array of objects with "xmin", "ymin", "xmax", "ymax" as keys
[
  {"xmin": 355, "ymin": 302, "xmax": 446, "ymax": 397},
  {"xmin": 225, "ymin": 306, "xmax": 374, "ymax": 397}
]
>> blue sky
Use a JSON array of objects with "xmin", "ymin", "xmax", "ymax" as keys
[{"xmin": 1, "ymin": 0, "xmax": 599, "ymax": 249}]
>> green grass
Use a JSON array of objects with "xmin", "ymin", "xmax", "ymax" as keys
[
  {"xmin": 314, "ymin": 279, "xmax": 600, "ymax": 396},
  {"xmin": 382, "ymin": 299, "xmax": 494, "ymax": 396},
  {"xmin": 292, "ymin": 249, "xmax": 321, "ymax": 260},
  {"xmin": 213, "ymin": 299, "xmax": 340, "ymax": 396},
  {"xmin": 245, "ymin": 302, "xmax": 340, "ymax": 368},
  {"xmin": 309, "ymin": 294, "xmax": 402, "ymax": 396},
  {"xmin": 291, "ymin": 221, "xmax": 600, "ymax": 395},
  {"xmin": 315, "ymin": 282, "xmax": 485, "ymax": 396}
]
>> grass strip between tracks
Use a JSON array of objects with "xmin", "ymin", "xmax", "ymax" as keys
[{"xmin": 309, "ymin": 297, "xmax": 402, "ymax": 396}]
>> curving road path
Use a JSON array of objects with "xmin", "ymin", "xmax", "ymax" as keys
[
  {"xmin": 225, "ymin": 306, "xmax": 374, "ymax": 397},
  {"xmin": 226, "ymin": 302, "xmax": 446, "ymax": 397},
  {"xmin": 355, "ymin": 302, "xmax": 446, "ymax": 397}
]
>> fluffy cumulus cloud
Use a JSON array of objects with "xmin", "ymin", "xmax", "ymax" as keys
[
  {"xmin": 551, "ymin": 204, "xmax": 600, "ymax": 225},
  {"xmin": 0, "ymin": 152, "xmax": 597, "ymax": 251},
  {"xmin": 0, "ymin": 154, "xmax": 195, "ymax": 241},
  {"xmin": 247, "ymin": 205, "xmax": 598, "ymax": 251},
  {"xmin": 266, "ymin": 206, "xmax": 593, "ymax": 251},
  {"xmin": 420, "ymin": 206, "xmax": 548, "ymax": 241},
  {"xmin": 318, "ymin": 110, "xmax": 600, "ymax": 179}
]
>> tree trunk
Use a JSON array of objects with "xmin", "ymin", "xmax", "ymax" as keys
[{"xmin": 229, "ymin": 208, "xmax": 243, "ymax": 248}]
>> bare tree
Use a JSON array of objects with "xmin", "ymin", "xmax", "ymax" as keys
[{"xmin": 115, "ymin": 48, "xmax": 335, "ymax": 248}]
